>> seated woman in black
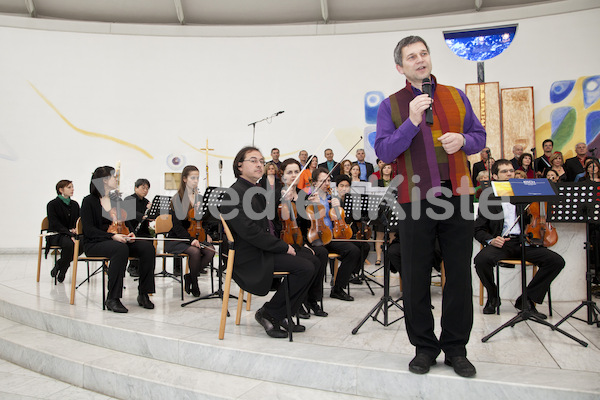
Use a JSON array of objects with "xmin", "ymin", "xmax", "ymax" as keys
[
  {"xmin": 46, "ymin": 179, "xmax": 81, "ymax": 282},
  {"xmin": 278, "ymin": 158, "xmax": 328, "ymax": 317},
  {"xmin": 165, "ymin": 165, "xmax": 215, "ymax": 297},
  {"xmin": 81, "ymin": 166, "xmax": 156, "ymax": 313}
]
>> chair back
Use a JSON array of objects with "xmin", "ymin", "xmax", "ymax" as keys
[
  {"xmin": 36, "ymin": 217, "xmax": 51, "ymax": 282},
  {"xmin": 155, "ymin": 214, "xmax": 173, "ymax": 235},
  {"xmin": 41, "ymin": 216, "xmax": 49, "ymax": 231}
]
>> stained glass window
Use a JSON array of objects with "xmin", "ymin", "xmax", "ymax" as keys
[{"xmin": 443, "ymin": 25, "xmax": 517, "ymax": 62}]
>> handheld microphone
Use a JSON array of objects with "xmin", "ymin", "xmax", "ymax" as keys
[
  {"xmin": 219, "ymin": 160, "xmax": 223, "ymax": 170},
  {"xmin": 275, "ymin": 111, "xmax": 285, "ymax": 116},
  {"xmin": 421, "ymin": 78, "xmax": 433, "ymax": 126},
  {"xmin": 589, "ymin": 147, "xmax": 597, "ymax": 153}
]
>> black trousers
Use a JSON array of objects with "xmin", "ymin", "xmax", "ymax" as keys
[
  {"xmin": 263, "ymin": 253, "xmax": 315, "ymax": 320},
  {"xmin": 54, "ymin": 235, "xmax": 82, "ymax": 273},
  {"xmin": 297, "ymin": 245, "xmax": 328, "ymax": 303},
  {"xmin": 325, "ymin": 241, "xmax": 360, "ymax": 289},
  {"xmin": 85, "ymin": 240, "xmax": 156, "ymax": 300},
  {"xmin": 398, "ymin": 195, "xmax": 474, "ymax": 358},
  {"xmin": 474, "ymin": 240, "xmax": 564, "ymax": 303}
]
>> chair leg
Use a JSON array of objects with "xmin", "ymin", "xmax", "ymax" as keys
[
  {"xmin": 179, "ymin": 257, "xmax": 184, "ymax": 301},
  {"xmin": 36, "ymin": 235, "xmax": 43, "ymax": 283},
  {"xmin": 441, "ymin": 262, "xmax": 446, "ymax": 289},
  {"xmin": 69, "ymin": 241, "xmax": 80, "ymax": 305},
  {"xmin": 102, "ymin": 261, "xmax": 107, "ymax": 310},
  {"xmin": 236, "ymin": 289, "xmax": 245, "ymax": 325},
  {"xmin": 246, "ymin": 293, "xmax": 252, "ymax": 311},
  {"xmin": 548, "ymin": 286, "xmax": 552, "ymax": 316},
  {"xmin": 218, "ymin": 249, "xmax": 235, "ymax": 340},
  {"xmin": 495, "ymin": 264, "xmax": 500, "ymax": 315},
  {"xmin": 479, "ymin": 280, "xmax": 484, "ymax": 306},
  {"xmin": 283, "ymin": 276, "xmax": 293, "ymax": 342}
]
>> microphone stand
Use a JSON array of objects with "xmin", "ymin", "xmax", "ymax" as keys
[{"xmin": 248, "ymin": 111, "xmax": 285, "ymax": 147}]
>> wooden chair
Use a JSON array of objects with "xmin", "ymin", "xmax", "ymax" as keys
[
  {"xmin": 218, "ymin": 216, "xmax": 294, "ymax": 341},
  {"xmin": 154, "ymin": 214, "xmax": 189, "ymax": 300},
  {"xmin": 479, "ymin": 259, "xmax": 552, "ymax": 316},
  {"xmin": 69, "ymin": 218, "xmax": 110, "ymax": 307},
  {"xmin": 36, "ymin": 217, "xmax": 61, "ymax": 283}
]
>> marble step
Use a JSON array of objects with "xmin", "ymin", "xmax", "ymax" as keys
[
  {"xmin": 0, "ymin": 316, "xmax": 374, "ymax": 400},
  {"xmin": 0, "ymin": 287, "xmax": 598, "ymax": 400}
]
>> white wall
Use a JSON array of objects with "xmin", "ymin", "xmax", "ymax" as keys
[{"xmin": 1, "ymin": 5, "xmax": 599, "ymax": 250}]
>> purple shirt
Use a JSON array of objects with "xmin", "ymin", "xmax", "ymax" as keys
[{"xmin": 374, "ymin": 82, "xmax": 486, "ymax": 164}]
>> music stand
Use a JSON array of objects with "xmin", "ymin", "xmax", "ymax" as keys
[
  {"xmin": 550, "ymin": 182, "xmax": 600, "ymax": 328},
  {"xmin": 342, "ymin": 193, "xmax": 384, "ymax": 294},
  {"xmin": 148, "ymin": 195, "xmax": 173, "ymax": 220},
  {"xmin": 352, "ymin": 188, "xmax": 404, "ymax": 334},
  {"xmin": 181, "ymin": 187, "xmax": 235, "ymax": 308},
  {"xmin": 481, "ymin": 179, "xmax": 588, "ymax": 347}
]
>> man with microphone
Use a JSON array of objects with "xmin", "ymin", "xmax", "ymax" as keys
[{"xmin": 375, "ymin": 35, "xmax": 486, "ymax": 378}]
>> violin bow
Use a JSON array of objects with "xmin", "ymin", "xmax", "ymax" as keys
[
  {"xmin": 312, "ymin": 136, "xmax": 363, "ymax": 196},
  {"xmin": 280, "ymin": 128, "xmax": 335, "ymax": 200}
]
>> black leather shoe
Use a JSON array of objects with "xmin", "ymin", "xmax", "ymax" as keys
[
  {"xmin": 105, "ymin": 298, "xmax": 128, "ymax": 313},
  {"xmin": 57, "ymin": 268, "xmax": 68, "ymax": 283},
  {"xmin": 515, "ymin": 296, "xmax": 547, "ymax": 319},
  {"xmin": 255, "ymin": 307, "xmax": 288, "ymax": 339},
  {"xmin": 408, "ymin": 353, "xmax": 437, "ymax": 374},
  {"xmin": 137, "ymin": 293, "xmax": 155, "ymax": 309},
  {"xmin": 483, "ymin": 297, "xmax": 500, "ymax": 314},
  {"xmin": 297, "ymin": 305, "xmax": 310, "ymax": 319},
  {"xmin": 127, "ymin": 264, "xmax": 139, "ymax": 277},
  {"xmin": 183, "ymin": 274, "xmax": 192, "ymax": 294},
  {"xmin": 307, "ymin": 301, "xmax": 328, "ymax": 317},
  {"xmin": 349, "ymin": 275, "xmax": 363, "ymax": 285},
  {"xmin": 444, "ymin": 355, "xmax": 476, "ymax": 377},
  {"xmin": 280, "ymin": 317, "xmax": 306, "ymax": 332},
  {"xmin": 190, "ymin": 278, "xmax": 201, "ymax": 297},
  {"xmin": 330, "ymin": 288, "xmax": 354, "ymax": 301},
  {"xmin": 50, "ymin": 265, "xmax": 60, "ymax": 278}
]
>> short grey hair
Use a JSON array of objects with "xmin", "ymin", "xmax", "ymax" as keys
[{"xmin": 394, "ymin": 36, "xmax": 430, "ymax": 66}]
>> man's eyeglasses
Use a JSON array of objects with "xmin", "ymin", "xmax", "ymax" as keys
[{"xmin": 243, "ymin": 158, "xmax": 266, "ymax": 166}]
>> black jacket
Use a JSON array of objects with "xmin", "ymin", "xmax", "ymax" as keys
[
  {"xmin": 474, "ymin": 204, "xmax": 531, "ymax": 245},
  {"xmin": 46, "ymin": 196, "xmax": 79, "ymax": 250},
  {"xmin": 565, "ymin": 156, "xmax": 585, "ymax": 182},
  {"xmin": 124, "ymin": 193, "xmax": 151, "ymax": 237},
  {"xmin": 318, "ymin": 161, "xmax": 341, "ymax": 178},
  {"xmin": 220, "ymin": 178, "xmax": 289, "ymax": 296}
]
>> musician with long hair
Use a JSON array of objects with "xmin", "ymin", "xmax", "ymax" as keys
[
  {"xmin": 166, "ymin": 165, "xmax": 215, "ymax": 298},
  {"xmin": 80, "ymin": 166, "xmax": 156, "ymax": 313}
]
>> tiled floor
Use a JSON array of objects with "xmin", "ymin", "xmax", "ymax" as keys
[{"xmin": 1, "ymin": 251, "xmax": 599, "ymax": 398}]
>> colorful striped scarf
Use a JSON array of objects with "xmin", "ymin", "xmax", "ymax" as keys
[{"xmin": 389, "ymin": 80, "xmax": 473, "ymax": 203}]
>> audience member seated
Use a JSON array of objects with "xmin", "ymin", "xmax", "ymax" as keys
[
  {"xmin": 565, "ymin": 142, "xmax": 590, "ymax": 181},
  {"xmin": 517, "ymin": 153, "xmax": 535, "ymax": 179},
  {"xmin": 548, "ymin": 152, "xmax": 567, "ymax": 182},
  {"xmin": 544, "ymin": 169, "xmax": 560, "ymax": 183},
  {"xmin": 509, "ymin": 144, "xmax": 524, "ymax": 170}
]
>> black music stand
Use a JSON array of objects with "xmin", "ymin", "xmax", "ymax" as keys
[
  {"xmin": 181, "ymin": 187, "xmax": 236, "ymax": 308},
  {"xmin": 481, "ymin": 180, "xmax": 588, "ymax": 346},
  {"xmin": 352, "ymin": 189, "xmax": 404, "ymax": 334},
  {"xmin": 550, "ymin": 182, "xmax": 600, "ymax": 328},
  {"xmin": 342, "ymin": 193, "xmax": 384, "ymax": 295},
  {"xmin": 148, "ymin": 195, "xmax": 173, "ymax": 220}
]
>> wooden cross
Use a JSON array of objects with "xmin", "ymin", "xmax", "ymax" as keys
[{"xmin": 198, "ymin": 139, "xmax": 215, "ymax": 187}]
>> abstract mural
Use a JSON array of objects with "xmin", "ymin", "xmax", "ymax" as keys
[{"xmin": 536, "ymin": 75, "xmax": 600, "ymax": 157}]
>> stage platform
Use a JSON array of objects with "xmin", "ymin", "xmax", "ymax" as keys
[{"xmin": 0, "ymin": 252, "xmax": 598, "ymax": 399}]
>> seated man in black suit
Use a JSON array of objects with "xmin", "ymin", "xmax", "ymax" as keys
[
  {"xmin": 509, "ymin": 144, "xmax": 524, "ymax": 170},
  {"xmin": 355, "ymin": 148, "xmax": 375, "ymax": 181},
  {"xmin": 473, "ymin": 159, "xmax": 565, "ymax": 318},
  {"xmin": 220, "ymin": 146, "xmax": 316, "ymax": 338},
  {"xmin": 318, "ymin": 148, "xmax": 340, "ymax": 178}
]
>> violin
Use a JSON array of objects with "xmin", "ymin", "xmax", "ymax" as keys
[
  {"xmin": 525, "ymin": 202, "xmax": 558, "ymax": 247},
  {"xmin": 187, "ymin": 190, "xmax": 206, "ymax": 242},
  {"xmin": 107, "ymin": 190, "xmax": 130, "ymax": 235},
  {"xmin": 306, "ymin": 200, "xmax": 332, "ymax": 246},
  {"xmin": 329, "ymin": 192, "xmax": 352, "ymax": 240},
  {"xmin": 279, "ymin": 200, "xmax": 303, "ymax": 247},
  {"xmin": 355, "ymin": 221, "xmax": 372, "ymax": 240}
]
